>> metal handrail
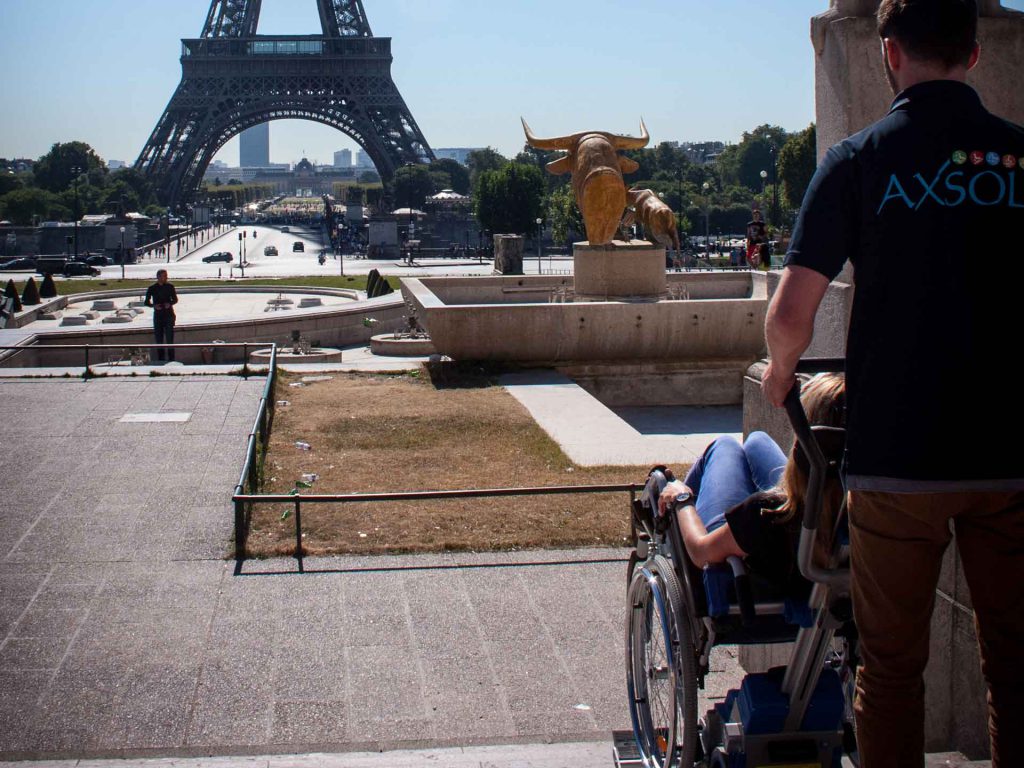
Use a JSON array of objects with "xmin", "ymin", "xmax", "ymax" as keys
[
  {"xmin": 232, "ymin": 344, "xmax": 279, "ymax": 561},
  {"xmin": 233, "ymin": 482, "xmax": 642, "ymax": 569},
  {"xmin": 0, "ymin": 342, "xmax": 275, "ymax": 378}
]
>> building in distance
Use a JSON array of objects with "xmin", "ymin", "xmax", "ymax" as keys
[
  {"xmin": 334, "ymin": 149, "xmax": 352, "ymax": 168},
  {"xmin": 240, "ymin": 123, "xmax": 271, "ymax": 168}
]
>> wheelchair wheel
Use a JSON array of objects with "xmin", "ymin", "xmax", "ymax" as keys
[{"xmin": 626, "ymin": 555, "xmax": 699, "ymax": 768}]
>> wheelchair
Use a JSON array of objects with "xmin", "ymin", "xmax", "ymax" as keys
[{"xmin": 621, "ymin": 377, "xmax": 857, "ymax": 768}]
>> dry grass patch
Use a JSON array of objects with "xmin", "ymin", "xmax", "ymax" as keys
[{"xmin": 251, "ymin": 369, "xmax": 657, "ymax": 557}]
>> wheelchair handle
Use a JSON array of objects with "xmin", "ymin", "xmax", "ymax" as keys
[
  {"xmin": 783, "ymin": 379, "xmax": 850, "ymax": 592},
  {"xmin": 727, "ymin": 556, "xmax": 757, "ymax": 627}
]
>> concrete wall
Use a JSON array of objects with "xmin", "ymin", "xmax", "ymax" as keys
[
  {"xmin": 405, "ymin": 275, "xmax": 767, "ymax": 365},
  {"xmin": 2, "ymin": 293, "xmax": 407, "ymax": 368}
]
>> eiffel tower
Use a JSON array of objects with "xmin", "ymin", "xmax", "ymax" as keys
[{"xmin": 135, "ymin": 0, "xmax": 434, "ymax": 207}]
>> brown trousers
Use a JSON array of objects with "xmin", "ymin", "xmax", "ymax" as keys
[{"xmin": 848, "ymin": 490, "xmax": 1024, "ymax": 768}]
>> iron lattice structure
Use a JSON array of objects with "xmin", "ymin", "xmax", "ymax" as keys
[{"xmin": 136, "ymin": 0, "xmax": 433, "ymax": 207}]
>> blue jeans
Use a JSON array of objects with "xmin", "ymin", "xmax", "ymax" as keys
[{"xmin": 683, "ymin": 432, "xmax": 787, "ymax": 532}]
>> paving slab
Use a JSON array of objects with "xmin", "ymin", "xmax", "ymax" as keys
[{"xmin": 501, "ymin": 370, "xmax": 741, "ymax": 467}]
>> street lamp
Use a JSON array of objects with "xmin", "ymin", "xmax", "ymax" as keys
[
  {"xmin": 238, "ymin": 230, "xmax": 246, "ymax": 278},
  {"xmin": 769, "ymin": 144, "xmax": 779, "ymax": 226},
  {"xmin": 535, "ymin": 218, "xmax": 543, "ymax": 274},
  {"xmin": 71, "ymin": 166, "xmax": 83, "ymax": 260},
  {"xmin": 702, "ymin": 182, "xmax": 711, "ymax": 257},
  {"xmin": 119, "ymin": 226, "xmax": 126, "ymax": 280},
  {"xmin": 760, "ymin": 169, "xmax": 768, "ymax": 196}
]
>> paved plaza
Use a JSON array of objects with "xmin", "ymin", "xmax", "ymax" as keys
[{"xmin": 0, "ymin": 375, "xmax": 744, "ymax": 763}]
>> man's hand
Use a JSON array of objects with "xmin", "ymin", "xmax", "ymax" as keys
[
  {"xmin": 762, "ymin": 361, "xmax": 796, "ymax": 408},
  {"xmin": 658, "ymin": 481, "xmax": 693, "ymax": 518}
]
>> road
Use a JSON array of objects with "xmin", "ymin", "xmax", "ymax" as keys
[{"xmin": 2, "ymin": 224, "xmax": 571, "ymax": 283}]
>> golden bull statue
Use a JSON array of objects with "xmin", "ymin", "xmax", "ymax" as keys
[{"xmin": 522, "ymin": 119, "xmax": 650, "ymax": 246}]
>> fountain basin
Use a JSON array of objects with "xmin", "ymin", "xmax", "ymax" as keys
[
  {"xmin": 250, "ymin": 347, "xmax": 343, "ymax": 364},
  {"xmin": 402, "ymin": 273, "xmax": 768, "ymax": 365},
  {"xmin": 370, "ymin": 334, "xmax": 437, "ymax": 357}
]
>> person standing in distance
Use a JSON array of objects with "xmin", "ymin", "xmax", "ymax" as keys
[
  {"xmin": 761, "ymin": 1, "xmax": 1024, "ymax": 766},
  {"xmin": 144, "ymin": 269, "xmax": 178, "ymax": 363}
]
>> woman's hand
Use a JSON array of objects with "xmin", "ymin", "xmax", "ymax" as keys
[{"xmin": 658, "ymin": 481, "xmax": 693, "ymax": 517}]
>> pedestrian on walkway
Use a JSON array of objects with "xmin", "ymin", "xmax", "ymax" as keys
[
  {"xmin": 761, "ymin": 2, "xmax": 1024, "ymax": 767},
  {"xmin": 144, "ymin": 269, "xmax": 178, "ymax": 363}
]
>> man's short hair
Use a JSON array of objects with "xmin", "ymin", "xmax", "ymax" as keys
[
  {"xmin": 156, "ymin": 269, "xmax": 168, "ymax": 278},
  {"xmin": 877, "ymin": 0, "xmax": 978, "ymax": 69}
]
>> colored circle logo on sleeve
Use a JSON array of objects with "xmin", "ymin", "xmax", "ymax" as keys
[
  {"xmin": 986, "ymin": 151, "xmax": 1001, "ymax": 166},
  {"xmin": 970, "ymin": 151, "xmax": 985, "ymax": 165},
  {"xmin": 1003, "ymin": 154, "xmax": 1018, "ymax": 170},
  {"xmin": 952, "ymin": 150, "xmax": 968, "ymax": 165}
]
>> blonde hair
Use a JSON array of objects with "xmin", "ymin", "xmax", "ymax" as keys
[{"xmin": 772, "ymin": 372, "xmax": 846, "ymax": 566}]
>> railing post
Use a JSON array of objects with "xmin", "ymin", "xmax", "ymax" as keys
[
  {"xmin": 234, "ymin": 496, "xmax": 247, "ymax": 561},
  {"xmin": 83, "ymin": 346, "xmax": 90, "ymax": 380},
  {"xmin": 294, "ymin": 498, "xmax": 304, "ymax": 573}
]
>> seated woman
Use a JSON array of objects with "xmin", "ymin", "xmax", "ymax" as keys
[{"xmin": 658, "ymin": 373, "xmax": 846, "ymax": 589}]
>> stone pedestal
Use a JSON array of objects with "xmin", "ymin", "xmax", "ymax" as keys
[
  {"xmin": 368, "ymin": 217, "xmax": 399, "ymax": 260},
  {"xmin": 573, "ymin": 240, "xmax": 666, "ymax": 301},
  {"xmin": 765, "ymin": 269, "xmax": 854, "ymax": 359},
  {"xmin": 813, "ymin": 2, "xmax": 1024, "ymax": 161},
  {"xmin": 493, "ymin": 234, "xmax": 524, "ymax": 275}
]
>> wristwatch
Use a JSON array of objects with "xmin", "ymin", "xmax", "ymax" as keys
[{"xmin": 673, "ymin": 490, "xmax": 695, "ymax": 509}]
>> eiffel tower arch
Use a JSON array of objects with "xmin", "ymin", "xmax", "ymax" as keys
[{"xmin": 135, "ymin": 0, "xmax": 434, "ymax": 207}]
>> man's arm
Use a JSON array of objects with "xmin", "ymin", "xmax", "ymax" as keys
[
  {"xmin": 762, "ymin": 265, "xmax": 831, "ymax": 407},
  {"xmin": 143, "ymin": 285, "xmax": 154, "ymax": 307},
  {"xmin": 169, "ymin": 285, "xmax": 178, "ymax": 305}
]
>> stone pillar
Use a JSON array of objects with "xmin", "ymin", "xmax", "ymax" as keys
[
  {"xmin": 739, "ymin": 4, "xmax": 1024, "ymax": 759},
  {"xmin": 573, "ymin": 240, "xmax": 666, "ymax": 301},
  {"xmin": 814, "ymin": 1, "xmax": 1024, "ymax": 161},
  {"xmin": 492, "ymin": 234, "xmax": 524, "ymax": 275}
]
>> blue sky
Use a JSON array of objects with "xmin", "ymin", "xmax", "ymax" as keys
[{"xmin": 2, "ymin": 0, "xmax": 1022, "ymax": 167}]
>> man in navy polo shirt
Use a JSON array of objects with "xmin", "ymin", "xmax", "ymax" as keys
[{"xmin": 762, "ymin": 1, "xmax": 1024, "ymax": 766}]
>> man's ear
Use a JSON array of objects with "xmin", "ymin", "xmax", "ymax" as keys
[
  {"xmin": 882, "ymin": 37, "xmax": 902, "ymax": 71},
  {"xmin": 967, "ymin": 42, "xmax": 980, "ymax": 71}
]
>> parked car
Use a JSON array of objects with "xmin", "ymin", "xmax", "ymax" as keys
[
  {"xmin": 36, "ymin": 257, "xmax": 69, "ymax": 274},
  {"xmin": 202, "ymin": 251, "xmax": 233, "ymax": 263},
  {"xmin": 85, "ymin": 254, "xmax": 112, "ymax": 266},
  {"xmin": 62, "ymin": 262, "xmax": 101, "ymax": 277},
  {"xmin": 0, "ymin": 257, "xmax": 37, "ymax": 271},
  {"xmin": 292, "ymin": 241, "xmax": 304, "ymax": 252},
  {"xmin": 280, "ymin": 226, "xmax": 291, "ymax": 233},
  {"xmin": 264, "ymin": 245, "xmax": 278, "ymax": 256}
]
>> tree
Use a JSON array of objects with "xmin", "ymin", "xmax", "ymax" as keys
[
  {"xmin": 778, "ymin": 124, "xmax": 817, "ymax": 209},
  {"xmin": 357, "ymin": 170, "xmax": 379, "ymax": 184},
  {"xmin": 467, "ymin": 147, "xmax": 508, "ymax": 193},
  {"xmin": 39, "ymin": 273, "xmax": 57, "ymax": 299},
  {"xmin": 4, "ymin": 279, "xmax": 23, "ymax": 313},
  {"xmin": 475, "ymin": 162, "xmax": 545, "ymax": 235},
  {"xmin": 32, "ymin": 142, "xmax": 105, "ymax": 194},
  {"xmin": 21, "ymin": 277, "xmax": 41, "ymax": 306},
  {"xmin": 0, "ymin": 171, "xmax": 21, "ymax": 197},
  {"xmin": 429, "ymin": 158, "xmax": 470, "ymax": 195},
  {"xmin": 546, "ymin": 184, "xmax": 584, "ymax": 246},
  {"xmin": 0, "ymin": 188, "xmax": 66, "ymax": 225},
  {"xmin": 392, "ymin": 164, "xmax": 435, "ymax": 209},
  {"xmin": 715, "ymin": 125, "xmax": 789, "ymax": 191},
  {"xmin": 108, "ymin": 168, "xmax": 157, "ymax": 209}
]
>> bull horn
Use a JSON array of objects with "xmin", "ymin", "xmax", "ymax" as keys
[
  {"xmin": 613, "ymin": 118, "xmax": 651, "ymax": 150},
  {"xmin": 522, "ymin": 118, "xmax": 574, "ymax": 151}
]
